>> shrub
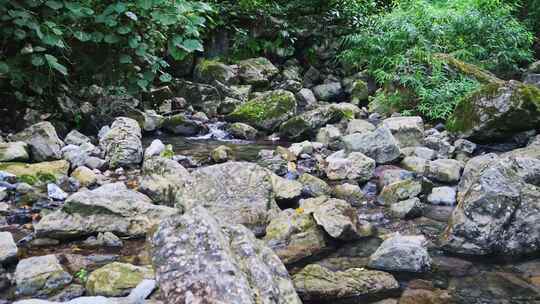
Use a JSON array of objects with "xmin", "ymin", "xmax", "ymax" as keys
[
  {"xmin": 0, "ymin": 0, "xmax": 212, "ymax": 104},
  {"xmin": 341, "ymin": 0, "xmax": 534, "ymax": 120}
]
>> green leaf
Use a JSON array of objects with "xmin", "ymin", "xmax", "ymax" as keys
[
  {"xmin": 74, "ymin": 31, "xmax": 91, "ymax": 42},
  {"xmin": 137, "ymin": 79, "xmax": 149, "ymax": 90},
  {"xmin": 104, "ymin": 34, "xmax": 120, "ymax": 44},
  {"xmin": 137, "ymin": 0, "xmax": 153, "ymax": 10},
  {"xmin": 31, "ymin": 55, "xmax": 45, "ymax": 66},
  {"xmin": 44, "ymin": 54, "xmax": 68, "ymax": 75},
  {"xmin": 159, "ymin": 73, "xmax": 172, "ymax": 82},
  {"xmin": 128, "ymin": 35, "xmax": 140, "ymax": 48},
  {"xmin": 169, "ymin": 43, "xmax": 187, "ymax": 61},
  {"xmin": 117, "ymin": 26, "xmax": 132, "ymax": 35},
  {"xmin": 91, "ymin": 31, "xmax": 104, "ymax": 42},
  {"xmin": 0, "ymin": 62, "xmax": 9, "ymax": 74},
  {"xmin": 45, "ymin": 0, "xmax": 63, "ymax": 10},
  {"xmin": 119, "ymin": 54, "xmax": 132, "ymax": 64},
  {"xmin": 179, "ymin": 39, "xmax": 203, "ymax": 52}
]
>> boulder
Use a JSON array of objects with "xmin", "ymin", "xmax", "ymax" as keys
[
  {"xmin": 0, "ymin": 231, "xmax": 17, "ymax": 264},
  {"xmin": 211, "ymin": 145, "xmax": 234, "ymax": 163},
  {"xmin": 34, "ymin": 183, "xmax": 178, "ymax": 239},
  {"xmin": 368, "ymin": 234, "xmax": 431, "ymax": 273},
  {"xmin": 194, "ymin": 60, "xmax": 238, "ymax": 85},
  {"xmin": 427, "ymin": 186, "xmax": 456, "ymax": 205},
  {"xmin": 226, "ymin": 90, "xmax": 297, "ymax": 132},
  {"xmin": 426, "ymin": 159, "xmax": 463, "ymax": 183},
  {"xmin": 0, "ymin": 160, "xmax": 69, "ymax": 184},
  {"xmin": 161, "ymin": 114, "xmax": 206, "ymax": 136},
  {"xmin": 71, "ymin": 166, "xmax": 98, "ymax": 187},
  {"xmin": 298, "ymin": 173, "xmax": 332, "ymax": 197},
  {"xmin": 296, "ymin": 88, "xmax": 317, "ymax": 108},
  {"xmin": 175, "ymin": 162, "xmax": 282, "ymax": 236},
  {"xmin": 173, "ymin": 80, "xmax": 221, "ymax": 116},
  {"xmin": 13, "ymin": 122, "xmax": 64, "ymax": 162},
  {"xmin": 15, "ymin": 255, "xmax": 72, "ymax": 297},
  {"xmin": 61, "ymin": 143, "xmax": 96, "ymax": 169},
  {"xmin": 228, "ymin": 123, "xmax": 258, "ymax": 140},
  {"xmin": 237, "ymin": 57, "xmax": 279, "ymax": 87},
  {"xmin": 342, "ymin": 126, "xmax": 401, "ymax": 164},
  {"xmin": 389, "ymin": 197, "xmax": 423, "ymax": 219},
  {"xmin": 271, "ymin": 175, "xmax": 302, "ymax": 202},
  {"xmin": 64, "ymin": 130, "xmax": 91, "ymax": 146},
  {"xmin": 316, "ymin": 125, "xmax": 342, "ymax": 149},
  {"xmin": 99, "ymin": 117, "xmax": 142, "ymax": 168},
  {"xmin": 141, "ymin": 110, "xmax": 164, "ymax": 132},
  {"xmin": 279, "ymin": 104, "xmax": 346, "ymax": 140},
  {"xmin": 0, "ymin": 142, "xmax": 29, "ymax": 162},
  {"xmin": 312, "ymin": 82, "xmax": 344, "ymax": 102},
  {"xmin": 301, "ymin": 197, "xmax": 372, "ymax": 240},
  {"xmin": 346, "ymin": 119, "xmax": 376, "ymax": 135},
  {"xmin": 378, "ymin": 179, "xmax": 422, "ymax": 205},
  {"xmin": 400, "ymin": 156, "xmax": 427, "ymax": 175},
  {"xmin": 382, "ymin": 116, "xmax": 424, "ymax": 148},
  {"xmin": 292, "ymin": 264, "xmax": 398, "ymax": 302},
  {"xmin": 264, "ymin": 209, "xmax": 329, "ymax": 264},
  {"xmin": 447, "ymin": 80, "xmax": 540, "ymax": 142},
  {"xmin": 324, "ymin": 150, "xmax": 375, "ymax": 182},
  {"xmin": 441, "ymin": 153, "xmax": 540, "ymax": 255},
  {"xmin": 332, "ymin": 183, "xmax": 365, "ymax": 207},
  {"xmin": 86, "ymin": 262, "xmax": 153, "ymax": 297},
  {"xmin": 151, "ymin": 206, "xmax": 302, "ymax": 304}
]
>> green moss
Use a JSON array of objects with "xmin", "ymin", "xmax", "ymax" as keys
[
  {"xmin": 17, "ymin": 174, "xmax": 38, "ymax": 185},
  {"xmin": 279, "ymin": 117, "xmax": 311, "ymax": 139},
  {"xmin": 163, "ymin": 114, "xmax": 185, "ymax": 127},
  {"xmin": 37, "ymin": 172, "xmax": 57, "ymax": 183},
  {"xmin": 159, "ymin": 144, "xmax": 175, "ymax": 159},
  {"xmin": 436, "ymin": 53, "xmax": 504, "ymax": 85},
  {"xmin": 226, "ymin": 90, "xmax": 296, "ymax": 127},
  {"xmin": 514, "ymin": 83, "xmax": 540, "ymax": 109}
]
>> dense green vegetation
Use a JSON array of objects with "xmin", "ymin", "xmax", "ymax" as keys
[{"xmin": 0, "ymin": 0, "xmax": 538, "ymax": 124}]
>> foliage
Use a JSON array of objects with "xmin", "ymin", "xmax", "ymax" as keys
[
  {"xmin": 74, "ymin": 268, "xmax": 89, "ymax": 283},
  {"xmin": 341, "ymin": 0, "xmax": 534, "ymax": 120},
  {"xmin": 0, "ymin": 0, "xmax": 212, "ymax": 103}
]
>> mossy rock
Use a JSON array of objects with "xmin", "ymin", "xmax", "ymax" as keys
[
  {"xmin": 0, "ymin": 160, "xmax": 69, "ymax": 184},
  {"xmin": 194, "ymin": 59, "xmax": 238, "ymax": 85},
  {"xmin": 435, "ymin": 53, "xmax": 504, "ymax": 85},
  {"xmin": 279, "ymin": 104, "xmax": 346, "ymax": 140},
  {"xmin": 86, "ymin": 262, "xmax": 154, "ymax": 297},
  {"xmin": 447, "ymin": 81, "xmax": 540, "ymax": 142},
  {"xmin": 350, "ymin": 80, "xmax": 369, "ymax": 105},
  {"xmin": 226, "ymin": 90, "xmax": 297, "ymax": 131},
  {"xmin": 238, "ymin": 57, "xmax": 279, "ymax": 87}
]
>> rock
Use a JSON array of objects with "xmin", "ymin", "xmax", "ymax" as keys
[
  {"xmin": 64, "ymin": 130, "xmax": 91, "ymax": 146},
  {"xmin": 316, "ymin": 125, "xmax": 342, "ymax": 149},
  {"xmin": 237, "ymin": 57, "xmax": 279, "ymax": 87},
  {"xmin": 378, "ymin": 179, "xmax": 422, "ymax": 205},
  {"xmin": 173, "ymin": 79, "xmax": 221, "ymax": 116},
  {"xmin": 139, "ymin": 156, "xmax": 190, "ymax": 207},
  {"xmin": 441, "ymin": 153, "xmax": 540, "ymax": 255},
  {"xmin": 382, "ymin": 116, "xmax": 424, "ymax": 148},
  {"xmin": 175, "ymin": 162, "xmax": 281, "ymax": 235},
  {"xmin": 349, "ymin": 80, "xmax": 369, "ymax": 105},
  {"xmin": 34, "ymin": 183, "xmax": 178, "ymax": 239},
  {"xmin": 447, "ymin": 80, "xmax": 540, "ymax": 142},
  {"xmin": 426, "ymin": 159, "xmax": 463, "ymax": 183},
  {"xmin": 264, "ymin": 209, "xmax": 329, "ymax": 264},
  {"xmin": 401, "ymin": 156, "xmax": 427, "ymax": 174},
  {"xmin": 368, "ymin": 234, "xmax": 431, "ymax": 273},
  {"xmin": 389, "ymin": 197, "xmax": 423, "ymax": 219},
  {"xmin": 61, "ymin": 143, "xmax": 96, "ymax": 168},
  {"xmin": 226, "ymin": 90, "xmax": 297, "ymax": 131},
  {"xmin": 84, "ymin": 157, "xmax": 106, "ymax": 170},
  {"xmin": 271, "ymin": 175, "xmax": 302, "ymax": 202},
  {"xmin": 0, "ymin": 142, "xmax": 29, "ymax": 162},
  {"xmin": 402, "ymin": 146, "xmax": 437, "ymax": 160},
  {"xmin": 427, "ymin": 186, "xmax": 456, "ymax": 205},
  {"xmin": 343, "ymin": 126, "xmax": 401, "ymax": 164},
  {"xmin": 143, "ymin": 140, "xmax": 166, "ymax": 160},
  {"xmin": 161, "ymin": 114, "xmax": 206, "ymax": 136},
  {"xmin": 211, "ymin": 145, "xmax": 234, "ymax": 163},
  {"xmin": 141, "ymin": 110, "xmax": 164, "ymax": 132},
  {"xmin": 86, "ymin": 262, "xmax": 153, "ymax": 297},
  {"xmin": 15, "ymin": 255, "xmax": 72, "ymax": 297},
  {"xmin": 0, "ymin": 232, "xmax": 17, "ymax": 264},
  {"xmin": 99, "ymin": 117, "xmax": 143, "ymax": 168},
  {"xmin": 399, "ymin": 284, "xmax": 452, "ymax": 304},
  {"xmin": 424, "ymin": 130, "xmax": 455, "ymax": 159},
  {"xmin": 346, "ymin": 119, "xmax": 376, "ymax": 134},
  {"xmin": 324, "ymin": 150, "xmax": 375, "ymax": 182},
  {"xmin": 194, "ymin": 60, "xmax": 238, "ymax": 85},
  {"xmin": 292, "ymin": 264, "xmax": 399, "ymax": 302},
  {"xmin": 12, "ymin": 122, "xmax": 64, "ymax": 162},
  {"xmin": 288, "ymin": 141, "xmax": 314, "ymax": 157},
  {"xmin": 228, "ymin": 123, "xmax": 258, "ymax": 140},
  {"xmin": 47, "ymin": 183, "xmax": 68, "ymax": 201},
  {"xmin": 302, "ymin": 197, "xmax": 372, "ymax": 240},
  {"xmin": 296, "ymin": 88, "xmax": 317, "ymax": 108},
  {"xmin": 312, "ymin": 82, "xmax": 343, "ymax": 102},
  {"xmin": 84, "ymin": 232, "xmax": 123, "ymax": 248},
  {"xmin": 71, "ymin": 166, "xmax": 98, "ymax": 187},
  {"xmin": 0, "ymin": 160, "xmax": 69, "ymax": 184},
  {"xmin": 298, "ymin": 173, "xmax": 332, "ymax": 197},
  {"xmin": 279, "ymin": 104, "xmax": 347, "ymax": 140},
  {"xmin": 151, "ymin": 206, "xmax": 302, "ymax": 304},
  {"xmin": 332, "ymin": 183, "xmax": 365, "ymax": 207}
]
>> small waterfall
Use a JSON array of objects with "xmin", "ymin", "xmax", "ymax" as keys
[{"xmin": 188, "ymin": 122, "xmax": 231, "ymax": 140}]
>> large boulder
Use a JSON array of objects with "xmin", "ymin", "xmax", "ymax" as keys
[
  {"xmin": 151, "ymin": 206, "xmax": 302, "ymax": 304},
  {"xmin": 264, "ymin": 209, "xmax": 329, "ymax": 265},
  {"xmin": 15, "ymin": 255, "xmax": 72, "ymax": 297},
  {"xmin": 176, "ymin": 162, "xmax": 282, "ymax": 236},
  {"xmin": 368, "ymin": 234, "xmax": 431, "ymax": 273},
  {"xmin": 447, "ymin": 80, "xmax": 540, "ymax": 142},
  {"xmin": 0, "ymin": 231, "xmax": 17, "ymax": 264},
  {"xmin": 292, "ymin": 264, "xmax": 398, "ymax": 302},
  {"xmin": 139, "ymin": 157, "xmax": 191, "ymax": 207},
  {"xmin": 194, "ymin": 59, "xmax": 238, "ymax": 85},
  {"xmin": 12, "ymin": 122, "xmax": 64, "ymax": 162},
  {"xmin": 237, "ymin": 57, "xmax": 279, "ymax": 87},
  {"xmin": 34, "ymin": 183, "xmax": 178, "ymax": 239},
  {"xmin": 342, "ymin": 126, "xmax": 401, "ymax": 164},
  {"xmin": 86, "ymin": 262, "xmax": 154, "ymax": 297},
  {"xmin": 312, "ymin": 82, "xmax": 344, "ymax": 102},
  {"xmin": 162, "ymin": 114, "xmax": 206, "ymax": 136},
  {"xmin": 0, "ymin": 142, "xmax": 29, "ymax": 162},
  {"xmin": 0, "ymin": 160, "xmax": 69, "ymax": 184},
  {"xmin": 279, "ymin": 104, "xmax": 345, "ymax": 140},
  {"xmin": 226, "ymin": 90, "xmax": 297, "ymax": 132},
  {"xmin": 173, "ymin": 79, "xmax": 222, "ymax": 116},
  {"xmin": 324, "ymin": 150, "xmax": 375, "ymax": 182},
  {"xmin": 99, "ymin": 117, "xmax": 143, "ymax": 168},
  {"xmin": 382, "ymin": 116, "xmax": 424, "ymax": 148},
  {"xmin": 441, "ymin": 152, "xmax": 540, "ymax": 256}
]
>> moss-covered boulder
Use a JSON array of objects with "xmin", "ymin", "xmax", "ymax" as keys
[
  {"xmin": 226, "ymin": 90, "xmax": 297, "ymax": 131},
  {"xmin": 194, "ymin": 59, "xmax": 239, "ymax": 85},
  {"xmin": 86, "ymin": 262, "xmax": 154, "ymax": 297},
  {"xmin": 238, "ymin": 57, "xmax": 279, "ymax": 87},
  {"xmin": 447, "ymin": 80, "xmax": 540, "ymax": 142},
  {"xmin": 279, "ymin": 104, "xmax": 346, "ymax": 141},
  {"xmin": 0, "ymin": 160, "xmax": 69, "ymax": 184}
]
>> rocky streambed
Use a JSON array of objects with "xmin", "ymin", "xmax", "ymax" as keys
[{"xmin": 0, "ymin": 56, "xmax": 540, "ymax": 304}]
